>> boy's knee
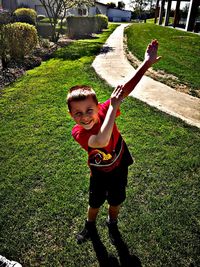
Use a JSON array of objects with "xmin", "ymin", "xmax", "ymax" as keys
[
  {"xmin": 108, "ymin": 205, "xmax": 120, "ymax": 210},
  {"xmin": 88, "ymin": 206, "xmax": 100, "ymax": 211}
]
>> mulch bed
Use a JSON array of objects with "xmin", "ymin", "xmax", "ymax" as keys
[{"xmin": 0, "ymin": 36, "xmax": 73, "ymax": 93}]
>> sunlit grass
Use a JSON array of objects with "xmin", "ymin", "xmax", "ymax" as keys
[
  {"xmin": 125, "ymin": 23, "xmax": 200, "ymax": 94},
  {"xmin": 0, "ymin": 23, "xmax": 200, "ymax": 267}
]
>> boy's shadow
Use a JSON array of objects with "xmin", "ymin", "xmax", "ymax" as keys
[
  {"xmin": 112, "ymin": 233, "xmax": 142, "ymax": 267},
  {"xmin": 90, "ymin": 229, "xmax": 142, "ymax": 267}
]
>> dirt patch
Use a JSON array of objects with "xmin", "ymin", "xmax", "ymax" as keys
[{"xmin": 124, "ymin": 37, "xmax": 200, "ymax": 98}]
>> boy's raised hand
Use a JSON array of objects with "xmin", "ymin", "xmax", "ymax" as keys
[
  {"xmin": 144, "ymin": 39, "xmax": 161, "ymax": 66},
  {"xmin": 113, "ymin": 40, "xmax": 161, "ymax": 101}
]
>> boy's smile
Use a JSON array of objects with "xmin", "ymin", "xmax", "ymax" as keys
[{"xmin": 70, "ymin": 97, "xmax": 99, "ymax": 130}]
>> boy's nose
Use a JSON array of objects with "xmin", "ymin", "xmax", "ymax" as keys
[
  {"xmin": 81, "ymin": 114, "xmax": 90, "ymax": 121},
  {"xmin": 82, "ymin": 113, "xmax": 90, "ymax": 118}
]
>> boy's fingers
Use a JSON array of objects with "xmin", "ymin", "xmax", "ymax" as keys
[
  {"xmin": 112, "ymin": 85, "xmax": 124, "ymax": 100},
  {"xmin": 152, "ymin": 39, "xmax": 158, "ymax": 45},
  {"xmin": 115, "ymin": 85, "xmax": 123, "ymax": 93},
  {"xmin": 112, "ymin": 85, "xmax": 123, "ymax": 98}
]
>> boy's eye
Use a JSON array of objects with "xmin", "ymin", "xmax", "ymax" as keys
[
  {"xmin": 73, "ymin": 108, "xmax": 95, "ymax": 119},
  {"xmin": 74, "ymin": 112, "xmax": 83, "ymax": 118},
  {"xmin": 87, "ymin": 109, "xmax": 94, "ymax": 115}
]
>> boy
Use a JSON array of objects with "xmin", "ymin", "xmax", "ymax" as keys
[{"xmin": 67, "ymin": 40, "xmax": 161, "ymax": 244}]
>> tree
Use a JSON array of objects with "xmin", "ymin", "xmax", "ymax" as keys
[
  {"xmin": 39, "ymin": 0, "xmax": 94, "ymax": 42},
  {"xmin": 107, "ymin": 2, "xmax": 117, "ymax": 9},
  {"xmin": 118, "ymin": 1, "xmax": 125, "ymax": 10},
  {"xmin": 130, "ymin": 0, "xmax": 154, "ymax": 17}
]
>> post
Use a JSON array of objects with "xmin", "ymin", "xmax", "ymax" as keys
[
  {"xmin": 185, "ymin": 0, "xmax": 199, "ymax": 32},
  {"xmin": 154, "ymin": 0, "xmax": 160, "ymax": 24},
  {"xmin": 173, "ymin": 0, "xmax": 181, "ymax": 28},
  {"xmin": 158, "ymin": 0, "xmax": 165, "ymax": 25},
  {"xmin": 164, "ymin": 0, "xmax": 172, "ymax": 26}
]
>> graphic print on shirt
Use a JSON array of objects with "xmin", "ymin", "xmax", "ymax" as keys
[
  {"xmin": 88, "ymin": 136, "xmax": 124, "ymax": 172},
  {"xmin": 90, "ymin": 149, "xmax": 112, "ymax": 164},
  {"xmin": 89, "ymin": 149, "xmax": 113, "ymax": 165}
]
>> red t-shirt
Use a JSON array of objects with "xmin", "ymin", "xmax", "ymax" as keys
[{"xmin": 72, "ymin": 99, "xmax": 132, "ymax": 173}]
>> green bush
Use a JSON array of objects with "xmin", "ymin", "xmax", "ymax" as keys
[
  {"xmin": 36, "ymin": 23, "xmax": 54, "ymax": 38},
  {"xmin": 95, "ymin": 14, "xmax": 108, "ymax": 30},
  {"xmin": 3, "ymin": 22, "xmax": 38, "ymax": 60},
  {"xmin": 57, "ymin": 18, "xmax": 67, "ymax": 34},
  {"xmin": 67, "ymin": 16, "xmax": 96, "ymax": 38},
  {"xmin": 13, "ymin": 8, "xmax": 37, "ymax": 25},
  {"xmin": 66, "ymin": 16, "xmax": 108, "ymax": 38}
]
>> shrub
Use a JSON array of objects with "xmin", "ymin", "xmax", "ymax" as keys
[
  {"xmin": 95, "ymin": 14, "xmax": 108, "ymax": 30},
  {"xmin": 3, "ymin": 22, "xmax": 38, "ymax": 60},
  {"xmin": 67, "ymin": 16, "xmax": 96, "ymax": 38},
  {"xmin": 37, "ymin": 23, "xmax": 54, "ymax": 38},
  {"xmin": 57, "ymin": 18, "xmax": 67, "ymax": 34},
  {"xmin": 13, "ymin": 8, "xmax": 37, "ymax": 25}
]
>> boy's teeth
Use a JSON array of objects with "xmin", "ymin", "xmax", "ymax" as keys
[{"xmin": 84, "ymin": 121, "xmax": 91, "ymax": 125}]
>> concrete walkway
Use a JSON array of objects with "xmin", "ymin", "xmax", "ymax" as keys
[{"xmin": 92, "ymin": 24, "xmax": 200, "ymax": 128}]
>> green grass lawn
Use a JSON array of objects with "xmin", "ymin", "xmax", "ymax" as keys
[
  {"xmin": 0, "ymin": 23, "xmax": 200, "ymax": 267},
  {"xmin": 125, "ymin": 23, "xmax": 200, "ymax": 96}
]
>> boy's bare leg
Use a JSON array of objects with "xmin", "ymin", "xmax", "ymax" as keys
[
  {"xmin": 107, "ymin": 205, "xmax": 121, "ymax": 245},
  {"xmin": 108, "ymin": 205, "xmax": 120, "ymax": 221},
  {"xmin": 77, "ymin": 206, "xmax": 99, "ymax": 244},
  {"xmin": 87, "ymin": 206, "xmax": 99, "ymax": 222}
]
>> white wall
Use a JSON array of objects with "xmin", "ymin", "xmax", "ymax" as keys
[
  {"xmin": 108, "ymin": 8, "xmax": 131, "ymax": 22},
  {"xmin": 17, "ymin": 0, "xmax": 40, "ymax": 9},
  {"xmin": 88, "ymin": 6, "xmax": 97, "ymax": 16},
  {"xmin": 95, "ymin": 3, "xmax": 107, "ymax": 15}
]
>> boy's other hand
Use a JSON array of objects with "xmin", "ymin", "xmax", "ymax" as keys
[{"xmin": 144, "ymin": 39, "xmax": 161, "ymax": 66}]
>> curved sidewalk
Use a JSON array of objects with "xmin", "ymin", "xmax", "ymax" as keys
[{"xmin": 92, "ymin": 24, "xmax": 200, "ymax": 129}]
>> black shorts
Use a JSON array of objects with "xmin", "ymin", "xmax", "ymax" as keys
[{"xmin": 89, "ymin": 164, "xmax": 129, "ymax": 208}]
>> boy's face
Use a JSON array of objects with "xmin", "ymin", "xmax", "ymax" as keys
[{"xmin": 70, "ymin": 96, "xmax": 99, "ymax": 130}]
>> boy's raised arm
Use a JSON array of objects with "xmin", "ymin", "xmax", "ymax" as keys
[
  {"xmin": 122, "ymin": 39, "xmax": 161, "ymax": 99},
  {"xmin": 88, "ymin": 40, "xmax": 161, "ymax": 149}
]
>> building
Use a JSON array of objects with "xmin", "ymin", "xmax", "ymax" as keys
[
  {"xmin": 154, "ymin": 0, "xmax": 200, "ymax": 32},
  {"xmin": 1, "ymin": 0, "xmax": 132, "ymax": 22}
]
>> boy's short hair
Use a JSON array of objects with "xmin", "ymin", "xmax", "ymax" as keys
[{"xmin": 67, "ymin": 85, "xmax": 98, "ymax": 112}]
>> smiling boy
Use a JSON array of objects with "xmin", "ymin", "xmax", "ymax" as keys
[{"xmin": 67, "ymin": 40, "xmax": 161, "ymax": 244}]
